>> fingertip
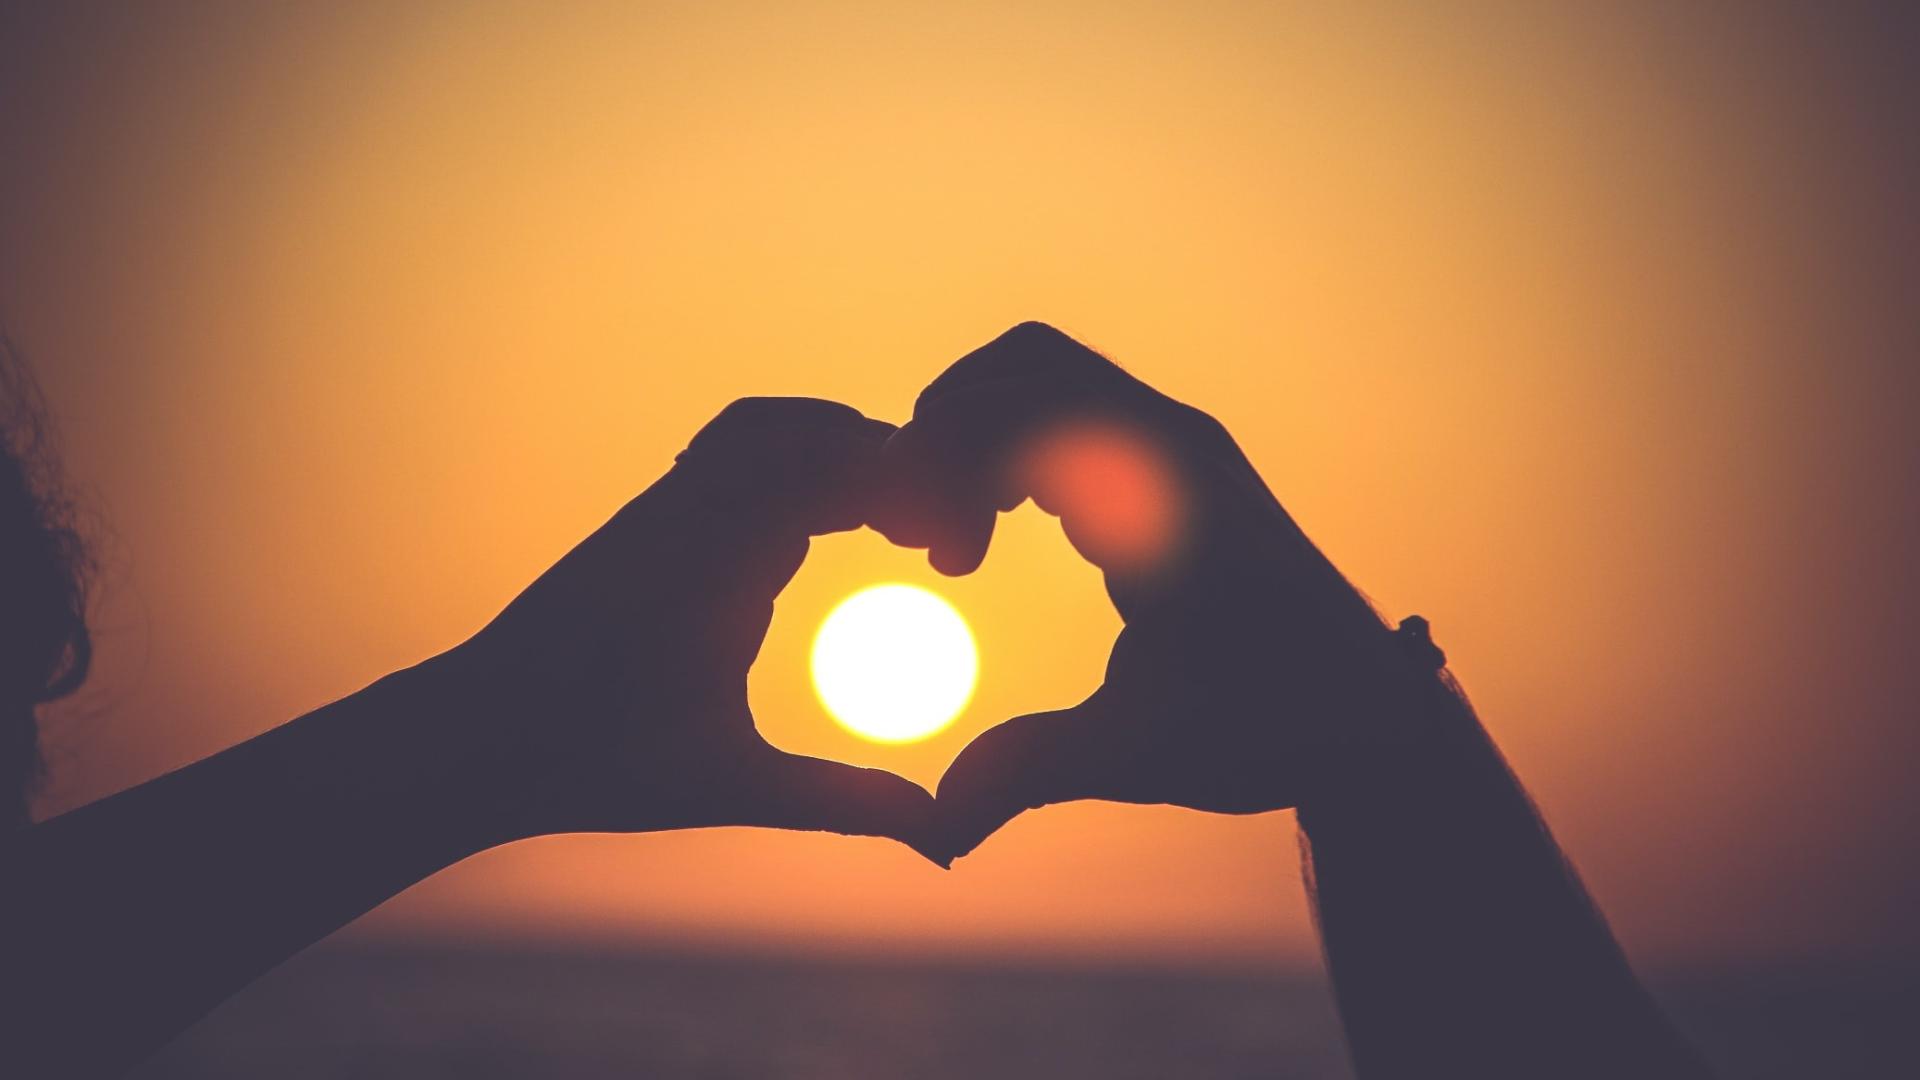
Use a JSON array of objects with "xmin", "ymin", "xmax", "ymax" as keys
[
  {"xmin": 928, "ymin": 537, "xmax": 988, "ymax": 576},
  {"xmin": 861, "ymin": 771, "xmax": 956, "ymax": 866},
  {"xmin": 926, "ymin": 499, "xmax": 996, "ymax": 576},
  {"xmin": 893, "ymin": 826, "xmax": 952, "ymax": 869},
  {"xmin": 930, "ymin": 759, "xmax": 1016, "ymax": 861},
  {"xmin": 910, "ymin": 829, "xmax": 956, "ymax": 870}
]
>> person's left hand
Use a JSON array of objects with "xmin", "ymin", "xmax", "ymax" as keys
[
  {"xmin": 421, "ymin": 397, "xmax": 944, "ymax": 864},
  {"xmin": 871, "ymin": 324, "xmax": 1427, "ymax": 862}
]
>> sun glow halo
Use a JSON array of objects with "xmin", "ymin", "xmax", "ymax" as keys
[{"xmin": 810, "ymin": 584, "xmax": 978, "ymax": 744}]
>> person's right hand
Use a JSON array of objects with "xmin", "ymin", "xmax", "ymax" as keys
[{"xmin": 876, "ymin": 323, "xmax": 1436, "ymax": 859}]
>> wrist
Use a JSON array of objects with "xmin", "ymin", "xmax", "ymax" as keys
[
  {"xmin": 363, "ymin": 656, "xmax": 548, "ymax": 854},
  {"xmin": 1295, "ymin": 661, "xmax": 1477, "ymax": 832}
]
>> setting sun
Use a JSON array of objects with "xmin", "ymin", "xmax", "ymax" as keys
[{"xmin": 810, "ymin": 584, "xmax": 978, "ymax": 744}]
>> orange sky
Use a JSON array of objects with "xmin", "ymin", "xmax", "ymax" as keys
[{"xmin": 2, "ymin": 3, "xmax": 1914, "ymax": 970}]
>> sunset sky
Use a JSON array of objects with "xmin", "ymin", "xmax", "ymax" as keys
[{"xmin": 2, "ymin": 3, "xmax": 1914, "ymax": 971}]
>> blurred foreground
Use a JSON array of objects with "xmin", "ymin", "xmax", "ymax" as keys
[{"xmin": 132, "ymin": 942, "xmax": 1913, "ymax": 1079}]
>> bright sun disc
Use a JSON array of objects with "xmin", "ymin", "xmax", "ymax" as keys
[{"xmin": 811, "ymin": 583, "xmax": 978, "ymax": 744}]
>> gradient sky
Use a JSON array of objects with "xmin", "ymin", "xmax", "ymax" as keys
[{"xmin": 2, "ymin": 2, "xmax": 1914, "ymax": 971}]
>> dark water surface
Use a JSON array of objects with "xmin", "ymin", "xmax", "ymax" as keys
[{"xmin": 131, "ymin": 943, "xmax": 1914, "ymax": 1079}]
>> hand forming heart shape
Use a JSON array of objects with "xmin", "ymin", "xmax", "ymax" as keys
[
  {"xmin": 880, "ymin": 323, "xmax": 1429, "ymax": 860},
  {"xmin": 433, "ymin": 395, "xmax": 948, "ymax": 862},
  {"xmin": 434, "ymin": 322, "xmax": 1424, "ymax": 869}
]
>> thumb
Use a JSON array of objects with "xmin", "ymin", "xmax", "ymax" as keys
[
  {"xmin": 934, "ymin": 701, "xmax": 1130, "ymax": 861},
  {"xmin": 750, "ymin": 751, "xmax": 947, "ymax": 868}
]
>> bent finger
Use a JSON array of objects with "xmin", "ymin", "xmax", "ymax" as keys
[{"xmin": 672, "ymin": 396, "xmax": 898, "ymax": 537}]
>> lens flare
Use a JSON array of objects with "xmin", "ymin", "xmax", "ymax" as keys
[{"xmin": 1019, "ymin": 420, "xmax": 1183, "ymax": 572}]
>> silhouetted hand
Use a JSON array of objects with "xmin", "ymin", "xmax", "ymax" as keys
[
  {"xmin": 879, "ymin": 323, "xmax": 1427, "ymax": 859},
  {"xmin": 429, "ymin": 397, "xmax": 943, "ymax": 862}
]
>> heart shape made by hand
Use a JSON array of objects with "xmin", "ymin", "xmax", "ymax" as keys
[{"xmin": 453, "ymin": 322, "xmax": 1432, "ymax": 871}]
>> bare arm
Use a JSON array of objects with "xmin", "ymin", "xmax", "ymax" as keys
[
  {"xmin": 0, "ymin": 398, "xmax": 939, "ymax": 1078},
  {"xmin": 0, "ymin": 668, "xmax": 502, "ymax": 1077},
  {"xmin": 1299, "ymin": 673, "xmax": 1711, "ymax": 1077}
]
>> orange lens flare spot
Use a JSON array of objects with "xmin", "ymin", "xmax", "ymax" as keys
[{"xmin": 1018, "ymin": 421, "xmax": 1183, "ymax": 572}]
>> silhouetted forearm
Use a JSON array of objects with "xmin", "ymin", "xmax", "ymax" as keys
[
  {"xmin": 0, "ymin": 663, "xmax": 518, "ymax": 1078},
  {"xmin": 1298, "ymin": 676, "xmax": 1710, "ymax": 1079}
]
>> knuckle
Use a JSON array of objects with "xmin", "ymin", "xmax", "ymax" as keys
[
  {"xmin": 691, "ymin": 398, "xmax": 774, "ymax": 444},
  {"xmin": 693, "ymin": 397, "xmax": 871, "ymax": 456},
  {"xmin": 715, "ymin": 396, "xmax": 863, "ymax": 426},
  {"xmin": 923, "ymin": 322, "xmax": 1115, "ymax": 406},
  {"xmin": 1001, "ymin": 320, "xmax": 1069, "ymax": 345},
  {"xmin": 716, "ymin": 395, "xmax": 774, "ymax": 419},
  {"xmin": 1167, "ymin": 399, "xmax": 1234, "ymax": 446},
  {"xmin": 997, "ymin": 321, "xmax": 1112, "ymax": 373}
]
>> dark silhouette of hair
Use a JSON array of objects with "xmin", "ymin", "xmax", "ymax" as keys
[{"xmin": 0, "ymin": 340, "xmax": 92, "ymax": 830}]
